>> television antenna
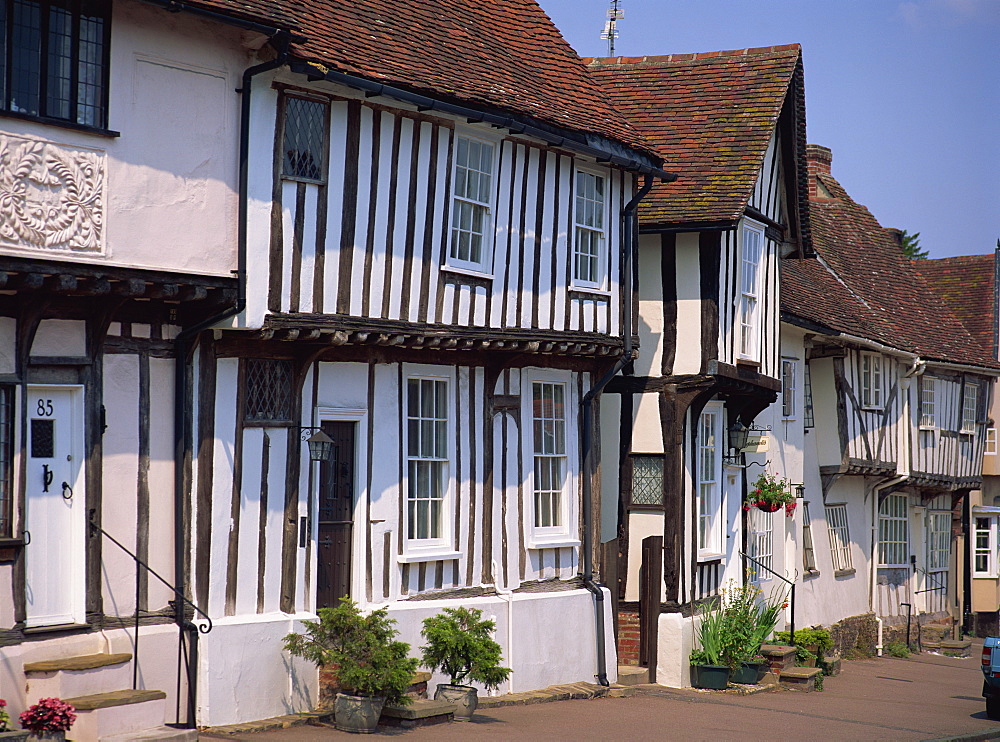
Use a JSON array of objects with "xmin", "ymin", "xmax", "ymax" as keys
[{"xmin": 600, "ymin": 0, "xmax": 623, "ymax": 57}]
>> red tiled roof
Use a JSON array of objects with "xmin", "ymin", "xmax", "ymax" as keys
[
  {"xmin": 917, "ymin": 255, "xmax": 997, "ymax": 357},
  {"xmin": 173, "ymin": 0, "xmax": 654, "ymax": 157},
  {"xmin": 585, "ymin": 46, "xmax": 802, "ymax": 225},
  {"xmin": 782, "ymin": 156, "xmax": 998, "ymax": 368}
]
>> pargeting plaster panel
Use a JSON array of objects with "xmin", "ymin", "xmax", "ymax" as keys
[{"xmin": 0, "ymin": 133, "xmax": 105, "ymax": 254}]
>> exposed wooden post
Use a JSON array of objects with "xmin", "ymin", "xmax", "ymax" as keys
[{"xmin": 639, "ymin": 534, "xmax": 663, "ymax": 684}]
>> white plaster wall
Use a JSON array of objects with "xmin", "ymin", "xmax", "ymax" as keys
[
  {"xmin": 810, "ymin": 357, "xmax": 842, "ymax": 468},
  {"xmin": 631, "ymin": 392, "xmax": 663, "ymax": 454},
  {"xmin": 0, "ymin": 2, "xmax": 246, "ymax": 276},
  {"xmin": 148, "ymin": 357, "xmax": 176, "ymax": 608},
  {"xmin": 625, "ymin": 512, "xmax": 666, "ymax": 602},
  {"xmin": 30, "ymin": 320, "xmax": 87, "ymax": 357},
  {"xmin": 316, "ymin": 362, "xmax": 369, "ymax": 410},
  {"xmin": 600, "ymin": 394, "xmax": 622, "ymax": 544},
  {"xmin": 673, "ymin": 233, "xmax": 701, "ymax": 375},
  {"xmin": 795, "ymin": 476, "xmax": 872, "ymax": 628},
  {"xmin": 208, "ymin": 358, "xmax": 239, "ymax": 618},
  {"xmin": 101, "ymin": 354, "xmax": 141, "ymax": 617},
  {"xmin": 199, "ymin": 612, "xmax": 318, "ymax": 727},
  {"xmin": 656, "ymin": 612, "xmax": 695, "ymax": 688},
  {"xmin": 635, "ymin": 234, "xmax": 664, "ymax": 378},
  {"xmin": 0, "ymin": 318, "xmax": 16, "ymax": 373}
]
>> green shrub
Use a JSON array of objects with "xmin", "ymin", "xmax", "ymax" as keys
[
  {"xmin": 886, "ymin": 641, "xmax": 910, "ymax": 658},
  {"xmin": 420, "ymin": 607, "xmax": 511, "ymax": 690},
  {"xmin": 775, "ymin": 627, "xmax": 833, "ymax": 654},
  {"xmin": 283, "ymin": 597, "xmax": 418, "ymax": 704},
  {"xmin": 690, "ymin": 581, "xmax": 788, "ymax": 669}
]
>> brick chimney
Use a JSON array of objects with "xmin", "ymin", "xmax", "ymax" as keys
[{"xmin": 806, "ymin": 144, "xmax": 832, "ymax": 199}]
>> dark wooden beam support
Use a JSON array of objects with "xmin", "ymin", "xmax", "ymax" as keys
[
  {"xmin": 147, "ymin": 283, "xmax": 179, "ymax": 300},
  {"xmin": 18, "ymin": 273, "xmax": 44, "ymax": 290},
  {"xmin": 179, "ymin": 286, "xmax": 208, "ymax": 302},
  {"xmin": 77, "ymin": 277, "xmax": 111, "ymax": 296},
  {"xmin": 49, "ymin": 274, "xmax": 78, "ymax": 293},
  {"xmin": 115, "ymin": 278, "xmax": 146, "ymax": 297}
]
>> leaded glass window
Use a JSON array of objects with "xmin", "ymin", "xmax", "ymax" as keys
[
  {"xmin": 1, "ymin": 0, "xmax": 110, "ymax": 128},
  {"xmin": 630, "ymin": 455, "xmax": 664, "ymax": 507},
  {"xmin": 803, "ymin": 363, "xmax": 814, "ymax": 428},
  {"xmin": 244, "ymin": 359, "xmax": 294, "ymax": 424},
  {"xmin": 281, "ymin": 95, "xmax": 327, "ymax": 182}
]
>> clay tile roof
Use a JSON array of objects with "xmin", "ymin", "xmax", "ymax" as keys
[
  {"xmin": 782, "ymin": 153, "xmax": 998, "ymax": 369},
  {"xmin": 917, "ymin": 255, "xmax": 997, "ymax": 357},
  {"xmin": 176, "ymin": 0, "xmax": 654, "ymax": 158},
  {"xmin": 584, "ymin": 45, "xmax": 802, "ymax": 225}
]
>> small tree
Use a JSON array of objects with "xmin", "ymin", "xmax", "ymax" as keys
[
  {"xmin": 283, "ymin": 598, "xmax": 417, "ymax": 704},
  {"xmin": 901, "ymin": 230, "xmax": 928, "ymax": 261},
  {"xmin": 420, "ymin": 607, "xmax": 511, "ymax": 689}
]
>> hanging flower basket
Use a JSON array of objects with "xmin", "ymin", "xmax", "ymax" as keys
[{"xmin": 743, "ymin": 472, "xmax": 796, "ymax": 517}]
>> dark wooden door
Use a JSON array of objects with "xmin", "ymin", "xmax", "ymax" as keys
[{"xmin": 316, "ymin": 421, "xmax": 355, "ymax": 609}]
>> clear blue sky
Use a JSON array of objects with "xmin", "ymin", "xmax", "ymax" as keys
[{"xmin": 537, "ymin": 0, "xmax": 999, "ymax": 259}]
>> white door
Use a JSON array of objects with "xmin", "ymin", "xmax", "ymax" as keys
[{"xmin": 25, "ymin": 386, "xmax": 86, "ymax": 627}]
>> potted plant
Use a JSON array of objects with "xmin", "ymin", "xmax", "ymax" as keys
[
  {"xmin": 775, "ymin": 627, "xmax": 833, "ymax": 668},
  {"xmin": 420, "ymin": 607, "xmax": 511, "ymax": 721},
  {"xmin": 18, "ymin": 698, "xmax": 75, "ymax": 742},
  {"xmin": 689, "ymin": 598, "xmax": 734, "ymax": 689},
  {"xmin": 743, "ymin": 471, "xmax": 796, "ymax": 515},
  {"xmin": 283, "ymin": 598, "xmax": 418, "ymax": 734}
]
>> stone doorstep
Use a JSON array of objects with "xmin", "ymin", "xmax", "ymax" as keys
[
  {"xmin": 779, "ymin": 666, "xmax": 822, "ymax": 691},
  {"xmin": 100, "ymin": 726, "xmax": 199, "ymax": 742},
  {"xmin": 24, "ymin": 653, "xmax": 133, "ymax": 673},
  {"xmin": 202, "ymin": 712, "xmax": 330, "ymax": 737},
  {"xmin": 617, "ymin": 665, "xmax": 651, "ymax": 686},
  {"xmin": 380, "ymin": 700, "xmax": 454, "ymax": 728},
  {"xmin": 63, "ymin": 688, "xmax": 166, "ymax": 711}
]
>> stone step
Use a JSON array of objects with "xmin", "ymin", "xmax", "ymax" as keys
[
  {"xmin": 381, "ymin": 699, "xmax": 454, "ymax": 729},
  {"xmin": 617, "ymin": 665, "xmax": 650, "ymax": 686},
  {"xmin": 100, "ymin": 726, "xmax": 198, "ymax": 742},
  {"xmin": 940, "ymin": 639, "xmax": 972, "ymax": 658},
  {"xmin": 779, "ymin": 666, "xmax": 822, "ymax": 691},
  {"xmin": 62, "ymin": 690, "xmax": 168, "ymax": 741},
  {"xmin": 26, "ymin": 653, "xmax": 134, "ymax": 700}
]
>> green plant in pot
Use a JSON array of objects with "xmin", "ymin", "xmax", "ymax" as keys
[
  {"xmin": 420, "ymin": 607, "xmax": 511, "ymax": 721},
  {"xmin": 283, "ymin": 598, "xmax": 417, "ymax": 734},
  {"xmin": 689, "ymin": 598, "xmax": 734, "ymax": 689}
]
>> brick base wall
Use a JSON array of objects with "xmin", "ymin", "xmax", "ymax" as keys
[{"xmin": 617, "ymin": 611, "xmax": 640, "ymax": 666}]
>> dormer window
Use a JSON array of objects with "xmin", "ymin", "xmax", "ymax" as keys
[{"xmin": 0, "ymin": 0, "xmax": 111, "ymax": 129}]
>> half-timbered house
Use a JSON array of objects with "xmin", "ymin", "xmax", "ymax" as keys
[
  {"xmin": 780, "ymin": 145, "xmax": 998, "ymax": 650},
  {"xmin": 586, "ymin": 46, "xmax": 810, "ymax": 685},
  {"xmin": 918, "ymin": 249, "xmax": 1000, "ymax": 637},
  {"xmin": 0, "ymin": 0, "xmax": 675, "ymax": 735}
]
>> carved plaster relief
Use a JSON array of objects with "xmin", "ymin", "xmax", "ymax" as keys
[{"xmin": 0, "ymin": 133, "xmax": 105, "ymax": 253}]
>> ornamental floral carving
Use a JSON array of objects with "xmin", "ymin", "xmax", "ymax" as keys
[{"xmin": 0, "ymin": 134, "xmax": 104, "ymax": 253}]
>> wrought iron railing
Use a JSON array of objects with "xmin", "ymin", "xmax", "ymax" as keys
[
  {"xmin": 740, "ymin": 550, "xmax": 796, "ymax": 646},
  {"xmin": 89, "ymin": 512, "xmax": 211, "ymax": 728}
]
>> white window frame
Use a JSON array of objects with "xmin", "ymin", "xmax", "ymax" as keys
[
  {"xmin": 747, "ymin": 506, "xmax": 773, "ymax": 578},
  {"xmin": 697, "ymin": 402, "xmax": 724, "ymax": 560},
  {"xmin": 738, "ymin": 220, "xmax": 765, "ymax": 360},
  {"xmin": 926, "ymin": 510, "xmax": 950, "ymax": 572},
  {"xmin": 447, "ymin": 131, "xmax": 498, "ymax": 275},
  {"xmin": 401, "ymin": 366, "xmax": 458, "ymax": 560},
  {"xmin": 973, "ymin": 514, "xmax": 998, "ymax": 578},
  {"xmin": 961, "ymin": 380, "xmax": 979, "ymax": 434},
  {"xmin": 801, "ymin": 501, "xmax": 818, "ymax": 574},
  {"xmin": 918, "ymin": 375, "xmax": 936, "ymax": 429},
  {"xmin": 803, "ymin": 363, "xmax": 815, "ymax": 428},
  {"xmin": 523, "ymin": 370, "xmax": 580, "ymax": 549},
  {"xmin": 781, "ymin": 358, "xmax": 796, "ymax": 418},
  {"xmin": 878, "ymin": 493, "xmax": 909, "ymax": 567},
  {"xmin": 861, "ymin": 352, "xmax": 884, "ymax": 410},
  {"xmin": 826, "ymin": 504, "xmax": 854, "ymax": 573},
  {"xmin": 572, "ymin": 167, "xmax": 609, "ymax": 290},
  {"xmin": 986, "ymin": 427, "xmax": 997, "ymax": 455}
]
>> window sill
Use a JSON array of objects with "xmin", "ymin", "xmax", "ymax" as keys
[
  {"xmin": 397, "ymin": 550, "xmax": 463, "ymax": 564},
  {"xmin": 697, "ymin": 552, "xmax": 724, "ymax": 563},
  {"xmin": 442, "ymin": 264, "xmax": 494, "ymax": 281},
  {"xmin": 1, "ymin": 109, "xmax": 119, "ymax": 138},
  {"xmin": 834, "ymin": 568, "xmax": 857, "ymax": 577},
  {"xmin": 569, "ymin": 285, "xmax": 612, "ymax": 298},
  {"xmin": 973, "ymin": 574, "xmax": 999, "ymax": 580},
  {"xmin": 526, "ymin": 538, "xmax": 581, "ymax": 550},
  {"xmin": 736, "ymin": 358, "xmax": 761, "ymax": 369},
  {"xmin": 803, "ymin": 569, "xmax": 820, "ymax": 579}
]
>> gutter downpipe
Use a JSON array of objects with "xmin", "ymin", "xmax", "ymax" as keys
[
  {"xmin": 581, "ymin": 173, "xmax": 658, "ymax": 686},
  {"xmin": 868, "ymin": 359, "xmax": 922, "ymax": 656},
  {"xmin": 171, "ymin": 35, "xmax": 292, "ymax": 727}
]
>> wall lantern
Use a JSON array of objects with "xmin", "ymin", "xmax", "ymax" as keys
[
  {"xmin": 728, "ymin": 420, "xmax": 752, "ymax": 453},
  {"xmin": 301, "ymin": 427, "xmax": 334, "ymax": 462}
]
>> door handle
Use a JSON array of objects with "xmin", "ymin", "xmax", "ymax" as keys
[
  {"xmin": 22, "ymin": 530, "xmax": 30, "ymax": 545},
  {"xmin": 61, "ymin": 482, "xmax": 73, "ymax": 501},
  {"xmin": 42, "ymin": 465, "xmax": 53, "ymax": 492}
]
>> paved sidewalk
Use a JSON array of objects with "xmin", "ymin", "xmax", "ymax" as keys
[{"xmin": 201, "ymin": 649, "xmax": 1000, "ymax": 741}]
